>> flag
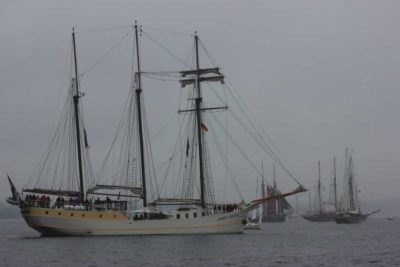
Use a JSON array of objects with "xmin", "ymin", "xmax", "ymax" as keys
[
  {"xmin": 200, "ymin": 122, "xmax": 208, "ymax": 132},
  {"xmin": 186, "ymin": 139, "xmax": 190, "ymax": 156},
  {"xmin": 84, "ymin": 129, "xmax": 89, "ymax": 148},
  {"xmin": 7, "ymin": 174, "xmax": 20, "ymax": 202}
]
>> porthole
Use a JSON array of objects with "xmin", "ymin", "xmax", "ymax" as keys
[
  {"xmin": 58, "ymin": 212, "xmax": 61, "ymax": 215},
  {"xmin": 70, "ymin": 213, "xmax": 74, "ymax": 217},
  {"xmin": 45, "ymin": 211, "xmax": 49, "ymax": 215},
  {"xmin": 99, "ymin": 214, "xmax": 103, "ymax": 218}
]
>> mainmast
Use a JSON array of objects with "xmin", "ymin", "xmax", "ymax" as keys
[
  {"xmin": 72, "ymin": 28, "xmax": 85, "ymax": 200},
  {"xmin": 134, "ymin": 21, "xmax": 147, "ymax": 207}
]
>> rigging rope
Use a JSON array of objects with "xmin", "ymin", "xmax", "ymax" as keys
[
  {"xmin": 206, "ymin": 113, "xmax": 244, "ymax": 201},
  {"xmin": 141, "ymin": 30, "xmax": 191, "ymax": 69},
  {"xmin": 141, "ymin": 25, "xmax": 194, "ymax": 37},
  {"xmin": 223, "ymin": 80, "xmax": 302, "ymax": 185},
  {"xmin": 80, "ymin": 29, "xmax": 133, "ymax": 78},
  {"xmin": 75, "ymin": 25, "xmax": 133, "ymax": 34}
]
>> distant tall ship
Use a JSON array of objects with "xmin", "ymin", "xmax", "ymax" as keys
[
  {"xmin": 262, "ymin": 165, "xmax": 293, "ymax": 222},
  {"xmin": 303, "ymin": 160, "xmax": 337, "ymax": 222},
  {"xmin": 7, "ymin": 23, "xmax": 305, "ymax": 236},
  {"xmin": 335, "ymin": 149, "xmax": 380, "ymax": 224}
]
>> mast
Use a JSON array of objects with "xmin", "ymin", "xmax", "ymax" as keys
[
  {"xmin": 333, "ymin": 156, "xmax": 337, "ymax": 212},
  {"xmin": 178, "ymin": 33, "xmax": 225, "ymax": 209},
  {"xmin": 318, "ymin": 161, "xmax": 322, "ymax": 214},
  {"xmin": 344, "ymin": 147, "xmax": 348, "ymax": 212},
  {"xmin": 261, "ymin": 162, "xmax": 266, "ymax": 215},
  {"xmin": 194, "ymin": 33, "xmax": 206, "ymax": 209},
  {"xmin": 72, "ymin": 28, "xmax": 85, "ymax": 200},
  {"xmin": 273, "ymin": 164, "xmax": 280, "ymax": 213},
  {"xmin": 273, "ymin": 164, "xmax": 276, "ymax": 191},
  {"xmin": 134, "ymin": 22, "xmax": 147, "ymax": 207},
  {"xmin": 348, "ymin": 156, "xmax": 355, "ymax": 211}
]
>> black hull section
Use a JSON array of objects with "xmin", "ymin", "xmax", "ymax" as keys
[
  {"xmin": 302, "ymin": 213, "xmax": 336, "ymax": 222},
  {"xmin": 262, "ymin": 214, "xmax": 286, "ymax": 222},
  {"xmin": 335, "ymin": 213, "xmax": 367, "ymax": 224}
]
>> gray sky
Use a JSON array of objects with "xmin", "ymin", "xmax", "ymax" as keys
[{"xmin": 1, "ymin": 0, "xmax": 399, "ymax": 211}]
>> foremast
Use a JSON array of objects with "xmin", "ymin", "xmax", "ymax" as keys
[
  {"xmin": 179, "ymin": 33, "xmax": 225, "ymax": 209},
  {"xmin": 134, "ymin": 22, "xmax": 147, "ymax": 207},
  {"xmin": 72, "ymin": 28, "xmax": 85, "ymax": 200}
]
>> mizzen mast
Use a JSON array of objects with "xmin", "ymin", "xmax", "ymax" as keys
[{"xmin": 179, "ymin": 33, "xmax": 225, "ymax": 208}]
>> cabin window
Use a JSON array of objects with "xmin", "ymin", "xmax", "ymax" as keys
[
  {"xmin": 176, "ymin": 214, "xmax": 180, "ymax": 219},
  {"xmin": 45, "ymin": 211, "xmax": 49, "ymax": 214},
  {"xmin": 58, "ymin": 212, "xmax": 61, "ymax": 215},
  {"xmin": 185, "ymin": 213, "xmax": 189, "ymax": 219},
  {"xmin": 82, "ymin": 214, "xmax": 85, "ymax": 217},
  {"xmin": 99, "ymin": 214, "xmax": 103, "ymax": 218},
  {"xmin": 194, "ymin": 213, "xmax": 197, "ymax": 218},
  {"xmin": 70, "ymin": 213, "xmax": 74, "ymax": 217}
]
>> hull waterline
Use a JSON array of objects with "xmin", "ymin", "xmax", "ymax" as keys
[
  {"xmin": 302, "ymin": 213, "xmax": 336, "ymax": 222},
  {"xmin": 262, "ymin": 214, "xmax": 286, "ymax": 222},
  {"xmin": 334, "ymin": 213, "xmax": 367, "ymax": 224}
]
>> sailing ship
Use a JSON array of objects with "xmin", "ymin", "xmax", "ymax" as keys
[
  {"xmin": 303, "ymin": 160, "xmax": 337, "ymax": 222},
  {"xmin": 261, "ymin": 165, "xmax": 292, "ymax": 222},
  {"xmin": 335, "ymin": 149, "xmax": 380, "ymax": 224},
  {"xmin": 7, "ymin": 23, "xmax": 305, "ymax": 236}
]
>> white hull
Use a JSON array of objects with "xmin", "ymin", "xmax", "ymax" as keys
[{"xmin": 21, "ymin": 207, "xmax": 247, "ymax": 236}]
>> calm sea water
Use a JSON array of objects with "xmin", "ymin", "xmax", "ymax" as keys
[{"xmin": 0, "ymin": 217, "xmax": 399, "ymax": 267}]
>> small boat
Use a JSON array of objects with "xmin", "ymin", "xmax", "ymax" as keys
[
  {"xmin": 244, "ymin": 207, "xmax": 262, "ymax": 230},
  {"xmin": 244, "ymin": 182, "xmax": 262, "ymax": 230},
  {"xmin": 243, "ymin": 221, "xmax": 261, "ymax": 230},
  {"xmin": 387, "ymin": 216, "xmax": 396, "ymax": 221}
]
